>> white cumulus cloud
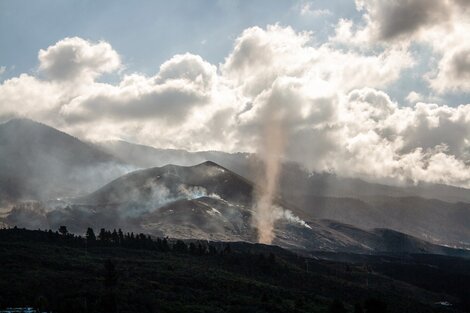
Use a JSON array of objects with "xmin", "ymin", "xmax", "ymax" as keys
[
  {"xmin": 335, "ymin": 0, "xmax": 470, "ymax": 94},
  {"xmin": 1, "ymin": 24, "xmax": 470, "ymax": 188},
  {"xmin": 38, "ymin": 37, "xmax": 121, "ymax": 83}
]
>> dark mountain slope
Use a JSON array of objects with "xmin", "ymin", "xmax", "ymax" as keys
[
  {"xmin": 78, "ymin": 158, "xmax": 470, "ymax": 249},
  {"xmin": 25, "ymin": 162, "xmax": 459, "ymax": 256},
  {"xmin": 79, "ymin": 161, "xmax": 253, "ymax": 206},
  {"xmin": 296, "ymin": 196, "xmax": 470, "ymax": 248},
  {"xmin": 0, "ymin": 118, "xmax": 131, "ymax": 201},
  {"xmin": 97, "ymin": 140, "xmax": 470, "ymax": 248}
]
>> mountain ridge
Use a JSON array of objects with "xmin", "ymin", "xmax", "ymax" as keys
[
  {"xmin": 99, "ymin": 139, "xmax": 470, "ymax": 204},
  {"xmin": 0, "ymin": 118, "xmax": 132, "ymax": 201},
  {"xmin": 1, "ymin": 119, "xmax": 469, "ymax": 254},
  {"xmin": 48, "ymin": 162, "xmax": 470, "ymax": 256}
]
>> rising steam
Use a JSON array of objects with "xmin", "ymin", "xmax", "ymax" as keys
[{"xmin": 252, "ymin": 111, "xmax": 286, "ymax": 244}]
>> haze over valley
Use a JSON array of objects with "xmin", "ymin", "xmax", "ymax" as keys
[{"xmin": 1, "ymin": 118, "xmax": 469, "ymax": 255}]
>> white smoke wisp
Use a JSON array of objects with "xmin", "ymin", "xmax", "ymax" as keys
[
  {"xmin": 282, "ymin": 209, "xmax": 312, "ymax": 229},
  {"xmin": 252, "ymin": 112, "xmax": 287, "ymax": 244},
  {"xmin": 177, "ymin": 184, "xmax": 208, "ymax": 199},
  {"xmin": 117, "ymin": 181, "xmax": 226, "ymax": 218}
]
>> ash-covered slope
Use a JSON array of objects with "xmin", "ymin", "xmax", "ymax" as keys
[
  {"xmin": 140, "ymin": 195, "xmax": 438, "ymax": 254},
  {"xmin": 297, "ymin": 196, "xmax": 470, "ymax": 248},
  {"xmin": 78, "ymin": 161, "xmax": 253, "ymax": 206},
  {"xmin": 24, "ymin": 161, "xmax": 462, "ymax": 256},
  {"xmin": 98, "ymin": 140, "xmax": 470, "ymax": 248},
  {"xmin": 0, "ymin": 118, "xmax": 131, "ymax": 201}
]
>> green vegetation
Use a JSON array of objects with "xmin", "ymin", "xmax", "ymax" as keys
[{"xmin": 0, "ymin": 227, "xmax": 468, "ymax": 313}]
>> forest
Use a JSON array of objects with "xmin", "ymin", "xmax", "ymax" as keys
[{"xmin": 1, "ymin": 227, "xmax": 469, "ymax": 313}]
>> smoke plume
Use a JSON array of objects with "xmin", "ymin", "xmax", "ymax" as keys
[{"xmin": 252, "ymin": 111, "xmax": 286, "ymax": 244}]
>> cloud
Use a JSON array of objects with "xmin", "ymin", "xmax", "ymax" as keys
[
  {"xmin": 355, "ymin": 0, "xmax": 451, "ymax": 41},
  {"xmin": 1, "ymin": 25, "xmax": 470, "ymax": 188},
  {"xmin": 38, "ymin": 37, "xmax": 121, "ymax": 82},
  {"xmin": 399, "ymin": 103, "xmax": 470, "ymax": 159},
  {"xmin": 0, "ymin": 74, "xmax": 63, "ymax": 121},
  {"xmin": 223, "ymin": 25, "xmax": 412, "ymax": 97},
  {"xmin": 336, "ymin": 0, "xmax": 470, "ymax": 94},
  {"xmin": 332, "ymin": 90, "xmax": 470, "ymax": 186},
  {"xmin": 429, "ymin": 42, "xmax": 470, "ymax": 93},
  {"xmin": 349, "ymin": 0, "xmax": 470, "ymax": 43},
  {"xmin": 157, "ymin": 53, "xmax": 216, "ymax": 90},
  {"xmin": 299, "ymin": 2, "xmax": 332, "ymax": 17},
  {"xmin": 41, "ymin": 49, "xmax": 215, "ymax": 126},
  {"xmin": 60, "ymin": 74, "xmax": 210, "ymax": 125},
  {"xmin": 406, "ymin": 91, "xmax": 423, "ymax": 103}
]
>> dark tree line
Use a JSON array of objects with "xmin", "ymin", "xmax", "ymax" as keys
[
  {"xmin": 0, "ymin": 225, "xmax": 232, "ymax": 255},
  {"xmin": 85, "ymin": 227, "xmax": 170, "ymax": 251},
  {"xmin": 83, "ymin": 226, "xmax": 234, "ymax": 255}
]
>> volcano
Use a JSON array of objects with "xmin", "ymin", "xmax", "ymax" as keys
[{"xmin": 6, "ymin": 161, "xmax": 461, "ymax": 257}]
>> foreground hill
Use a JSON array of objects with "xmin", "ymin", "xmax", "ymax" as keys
[
  {"xmin": 0, "ymin": 228, "xmax": 469, "ymax": 313},
  {"xmin": 0, "ymin": 119, "xmax": 131, "ymax": 201}
]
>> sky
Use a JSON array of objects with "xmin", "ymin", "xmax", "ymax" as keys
[
  {"xmin": 0, "ymin": 1, "xmax": 357, "ymax": 78},
  {"xmin": 1, "ymin": 0, "xmax": 470, "ymax": 188}
]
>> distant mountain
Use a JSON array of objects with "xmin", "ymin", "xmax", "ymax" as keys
[
  {"xmin": 296, "ymin": 195, "xmax": 470, "ymax": 248},
  {"xmin": 0, "ymin": 118, "xmax": 132, "ymax": 202},
  {"xmin": 98, "ymin": 139, "xmax": 252, "ymax": 176},
  {"xmin": 99, "ymin": 140, "xmax": 470, "ymax": 204},
  {"xmin": 280, "ymin": 166, "xmax": 470, "ymax": 204}
]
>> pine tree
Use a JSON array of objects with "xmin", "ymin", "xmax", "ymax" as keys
[
  {"xmin": 189, "ymin": 242, "xmax": 197, "ymax": 254},
  {"xmin": 173, "ymin": 240, "xmax": 187, "ymax": 253},
  {"xmin": 162, "ymin": 238, "xmax": 170, "ymax": 252},
  {"xmin": 111, "ymin": 229, "xmax": 119, "ymax": 244},
  {"xmin": 98, "ymin": 228, "xmax": 107, "ymax": 242},
  {"xmin": 118, "ymin": 229, "xmax": 124, "ymax": 244},
  {"xmin": 58, "ymin": 226, "xmax": 68, "ymax": 236},
  {"xmin": 197, "ymin": 243, "xmax": 206, "ymax": 255},
  {"xmin": 86, "ymin": 228, "xmax": 96, "ymax": 242}
]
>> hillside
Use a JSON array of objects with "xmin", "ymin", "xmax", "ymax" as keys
[
  {"xmin": 78, "ymin": 161, "xmax": 253, "ymax": 207},
  {"xmin": 1, "ymin": 228, "xmax": 469, "ymax": 313},
  {"xmin": 0, "ymin": 120, "xmax": 468, "ymax": 252},
  {"xmin": 97, "ymin": 140, "xmax": 470, "ymax": 248},
  {"xmin": 3, "ymin": 161, "xmax": 467, "ymax": 257},
  {"xmin": 0, "ymin": 119, "xmax": 131, "ymax": 201},
  {"xmin": 74, "ymin": 162, "xmax": 469, "ymax": 254},
  {"xmin": 297, "ymin": 196, "xmax": 470, "ymax": 248}
]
